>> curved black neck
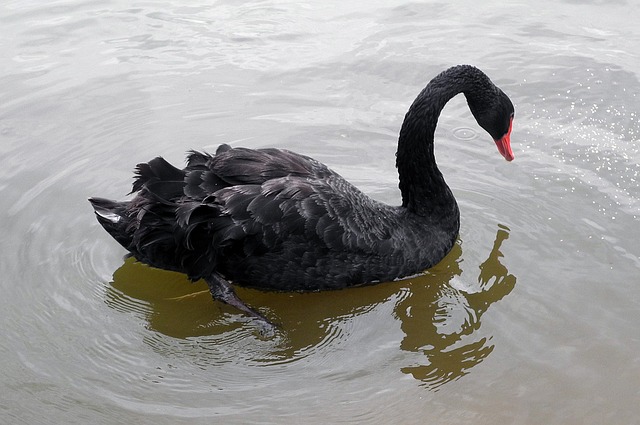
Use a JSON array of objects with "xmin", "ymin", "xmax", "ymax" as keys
[{"xmin": 396, "ymin": 65, "xmax": 491, "ymax": 218}]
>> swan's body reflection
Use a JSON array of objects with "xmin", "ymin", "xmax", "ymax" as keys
[{"xmin": 106, "ymin": 225, "xmax": 515, "ymax": 387}]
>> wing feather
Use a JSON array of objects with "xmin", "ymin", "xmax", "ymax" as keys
[{"xmin": 123, "ymin": 145, "xmax": 397, "ymax": 283}]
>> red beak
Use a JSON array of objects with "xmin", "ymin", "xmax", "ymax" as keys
[{"xmin": 494, "ymin": 117, "xmax": 514, "ymax": 161}]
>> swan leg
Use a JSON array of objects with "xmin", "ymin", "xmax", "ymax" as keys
[{"xmin": 205, "ymin": 274, "xmax": 276, "ymax": 332}]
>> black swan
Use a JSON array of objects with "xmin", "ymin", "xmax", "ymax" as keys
[{"xmin": 90, "ymin": 65, "xmax": 515, "ymax": 325}]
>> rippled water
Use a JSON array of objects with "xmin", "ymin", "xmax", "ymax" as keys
[{"xmin": 2, "ymin": 1, "xmax": 639, "ymax": 424}]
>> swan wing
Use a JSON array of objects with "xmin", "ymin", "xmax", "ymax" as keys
[
  {"xmin": 128, "ymin": 146, "xmax": 397, "ymax": 281},
  {"xmin": 178, "ymin": 170, "xmax": 395, "ymax": 264}
]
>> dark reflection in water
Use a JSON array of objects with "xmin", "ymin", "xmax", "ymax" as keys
[{"xmin": 105, "ymin": 225, "xmax": 515, "ymax": 388}]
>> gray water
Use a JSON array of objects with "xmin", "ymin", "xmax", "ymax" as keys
[{"xmin": 1, "ymin": 1, "xmax": 639, "ymax": 424}]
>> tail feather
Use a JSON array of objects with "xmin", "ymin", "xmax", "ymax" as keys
[{"xmin": 88, "ymin": 197, "xmax": 133, "ymax": 249}]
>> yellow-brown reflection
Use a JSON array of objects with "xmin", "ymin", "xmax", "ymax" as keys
[
  {"xmin": 106, "ymin": 258, "xmax": 404, "ymax": 360},
  {"xmin": 105, "ymin": 225, "xmax": 515, "ymax": 382},
  {"xmin": 397, "ymin": 225, "xmax": 516, "ymax": 389}
]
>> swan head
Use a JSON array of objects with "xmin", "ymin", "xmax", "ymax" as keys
[{"xmin": 468, "ymin": 87, "xmax": 515, "ymax": 162}]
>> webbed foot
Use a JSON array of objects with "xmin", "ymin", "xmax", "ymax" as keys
[{"xmin": 205, "ymin": 274, "xmax": 277, "ymax": 336}]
